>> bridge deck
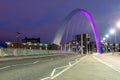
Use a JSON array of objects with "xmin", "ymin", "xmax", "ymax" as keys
[{"xmin": 54, "ymin": 54, "xmax": 120, "ymax": 80}]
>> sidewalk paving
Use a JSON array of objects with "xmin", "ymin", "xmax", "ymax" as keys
[
  {"xmin": 94, "ymin": 53, "xmax": 120, "ymax": 71},
  {"xmin": 54, "ymin": 55, "xmax": 120, "ymax": 80}
]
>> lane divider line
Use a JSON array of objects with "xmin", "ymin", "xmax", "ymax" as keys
[
  {"xmin": 92, "ymin": 55, "xmax": 120, "ymax": 73},
  {"xmin": 0, "ymin": 66, "xmax": 11, "ymax": 70},
  {"xmin": 40, "ymin": 55, "xmax": 87, "ymax": 80},
  {"xmin": 40, "ymin": 77, "xmax": 50, "ymax": 80},
  {"xmin": 0, "ymin": 60, "xmax": 39, "ymax": 70},
  {"xmin": 50, "ymin": 56, "xmax": 86, "ymax": 80},
  {"xmin": 11, "ymin": 61, "xmax": 39, "ymax": 66},
  {"xmin": 50, "ymin": 65, "xmax": 69, "ymax": 77}
]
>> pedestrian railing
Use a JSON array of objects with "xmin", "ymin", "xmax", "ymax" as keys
[{"xmin": 0, "ymin": 48, "xmax": 66, "ymax": 57}]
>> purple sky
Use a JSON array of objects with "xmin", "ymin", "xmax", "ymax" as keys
[{"xmin": 0, "ymin": 0, "xmax": 120, "ymax": 43}]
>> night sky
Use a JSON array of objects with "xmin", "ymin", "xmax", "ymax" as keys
[{"xmin": 0, "ymin": 0, "xmax": 120, "ymax": 43}]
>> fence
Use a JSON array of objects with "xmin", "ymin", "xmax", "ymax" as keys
[{"xmin": 0, "ymin": 48, "xmax": 63, "ymax": 57}]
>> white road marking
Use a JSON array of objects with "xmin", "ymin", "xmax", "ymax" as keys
[
  {"xmin": 40, "ymin": 56, "xmax": 86, "ymax": 80},
  {"xmin": 50, "ymin": 69, "xmax": 56, "ymax": 77},
  {"xmin": 0, "ymin": 66, "xmax": 11, "ymax": 70},
  {"xmin": 11, "ymin": 61, "xmax": 39, "ymax": 66},
  {"xmin": 40, "ymin": 77, "xmax": 50, "ymax": 80},
  {"xmin": 33, "ymin": 61, "xmax": 39, "ymax": 64},
  {"xmin": 0, "ymin": 60, "xmax": 39, "ymax": 70},
  {"xmin": 50, "ymin": 55, "xmax": 87, "ymax": 79},
  {"xmin": 92, "ymin": 56, "xmax": 120, "ymax": 73},
  {"xmin": 68, "ymin": 62, "xmax": 71, "ymax": 66},
  {"xmin": 50, "ymin": 65, "xmax": 68, "ymax": 77},
  {"xmin": 55, "ymin": 65, "xmax": 68, "ymax": 70}
]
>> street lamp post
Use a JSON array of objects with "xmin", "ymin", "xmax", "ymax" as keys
[
  {"xmin": 109, "ymin": 29, "xmax": 116, "ymax": 52},
  {"xmin": 105, "ymin": 34, "xmax": 111, "ymax": 43},
  {"xmin": 16, "ymin": 32, "xmax": 20, "ymax": 48},
  {"xmin": 109, "ymin": 29, "xmax": 116, "ymax": 43}
]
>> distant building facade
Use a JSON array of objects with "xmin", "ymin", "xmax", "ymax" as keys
[
  {"xmin": 0, "ymin": 42, "xmax": 7, "ymax": 48},
  {"xmin": 62, "ymin": 33, "xmax": 98, "ymax": 54},
  {"xmin": 22, "ymin": 37, "xmax": 41, "ymax": 43},
  {"xmin": 74, "ymin": 34, "xmax": 90, "ymax": 54},
  {"xmin": 6, "ymin": 37, "xmax": 59, "ymax": 50}
]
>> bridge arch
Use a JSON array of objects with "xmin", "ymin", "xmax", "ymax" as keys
[{"xmin": 53, "ymin": 9, "xmax": 100, "ymax": 54}]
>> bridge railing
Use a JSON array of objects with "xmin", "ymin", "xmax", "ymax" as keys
[{"xmin": 0, "ymin": 48, "xmax": 66, "ymax": 57}]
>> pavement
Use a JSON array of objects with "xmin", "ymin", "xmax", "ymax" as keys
[
  {"xmin": 1, "ymin": 53, "xmax": 120, "ymax": 80},
  {"xmin": 53, "ymin": 54, "xmax": 120, "ymax": 80},
  {"xmin": 0, "ymin": 54, "xmax": 83, "ymax": 80}
]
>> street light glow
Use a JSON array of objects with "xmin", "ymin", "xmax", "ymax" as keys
[
  {"xmin": 103, "ymin": 37, "xmax": 106, "ymax": 40},
  {"xmin": 116, "ymin": 20, "xmax": 120, "ymax": 28},
  {"xmin": 110, "ymin": 28, "xmax": 115, "ymax": 34},
  {"xmin": 105, "ymin": 34, "xmax": 109, "ymax": 38},
  {"xmin": 101, "ymin": 40, "xmax": 103, "ymax": 43}
]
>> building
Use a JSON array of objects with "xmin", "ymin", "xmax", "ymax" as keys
[
  {"xmin": 74, "ymin": 34, "xmax": 90, "ymax": 54},
  {"xmin": 6, "ymin": 42, "xmax": 23, "ymax": 49},
  {"xmin": 0, "ymin": 42, "xmax": 7, "ymax": 48},
  {"xmin": 90, "ymin": 41, "xmax": 97, "ymax": 53},
  {"xmin": 6, "ymin": 37, "xmax": 43, "ymax": 49},
  {"xmin": 6, "ymin": 42, "xmax": 49, "ymax": 50},
  {"xmin": 62, "ymin": 34, "xmax": 98, "ymax": 54},
  {"xmin": 6, "ymin": 37, "xmax": 59, "ymax": 50},
  {"xmin": 48, "ymin": 44, "xmax": 59, "ymax": 50},
  {"xmin": 22, "ymin": 37, "xmax": 41, "ymax": 43}
]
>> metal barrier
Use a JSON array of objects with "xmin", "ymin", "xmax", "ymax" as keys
[{"xmin": 0, "ymin": 48, "xmax": 63, "ymax": 57}]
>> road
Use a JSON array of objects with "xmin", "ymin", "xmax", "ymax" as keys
[
  {"xmin": 0, "ymin": 54, "xmax": 84, "ymax": 80},
  {"xmin": 53, "ymin": 54, "xmax": 120, "ymax": 80}
]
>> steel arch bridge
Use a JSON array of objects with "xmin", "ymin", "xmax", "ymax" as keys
[{"xmin": 53, "ymin": 9, "xmax": 100, "ymax": 54}]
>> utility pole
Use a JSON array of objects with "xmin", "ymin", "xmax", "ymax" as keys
[
  {"xmin": 16, "ymin": 32, "xmax": 20, "ymax": 48},
  {"xmin": 81, "ymin": 34, "xmax": 83, "ymax": 54}
]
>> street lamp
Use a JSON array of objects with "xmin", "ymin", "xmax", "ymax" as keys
[
  {"xmin": 105, "ymin": 34, "xmax": 109, "ymax": 38},
  {"xmin": 103, "ymin": 37, "xmax": 106, "ymax": 41},
  {"xmin": 109, "ymin": 28, "xmax": 115, "ymax": 34},
  {"xmin": 109, "ymin": 28, "xmax": 116, "ymax": 52},
  {"xmin": 101, "ymin": 40, "xmax": 103, "ymax": 43},
  {"xmin": 16, "ymin": 32, "xmax": 20, "ymax": 48},
  {"xmin": 109, "ymin": 28, "xmax": 116, "ymax": 43},
  {"xmin": 116, "ymin": 20, "xmax": 120, "ymax": 28},
  {"xmin": 105, "ymin": 34, "xmax": 111, "ymax": 43}
]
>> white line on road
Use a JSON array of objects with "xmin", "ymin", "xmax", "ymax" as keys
[
  {"xmin": 0, "ymin": 66, "xmax": 11, "ymax": 70},
  {"xmin": 0, "ymin": 60, "xmax": 39, "ymax": 70},
  {"xmin": 50, "ymin": 65, "xmax": 69, "ymax": 77},
  {"xmin": 33, "ymin": 61, "xmax": 39, "ymax": 64},
  {"xmin": 40, "ymin": 55, "xmax": 86, "ymax": 80},
  {"xmin": 92, "ymin": 56, "xmax": 120, "ymax": 73},
  {"xmin": 50, "ymin": 55, "xmax": 87, "ymax": 79},
  {"xmin": 40, "ymin": 77, "xmax": 50, "ymax": 80},
  {"xmin": 11, "ymin": 61, "xmax": 39, "ymax": 66}
]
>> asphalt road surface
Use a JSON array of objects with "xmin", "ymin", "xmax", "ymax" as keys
[
  {"xmin": 54, "ymin": 54, "xmax": 120, "ymax": 80},
  {"xmin": 0, "ymin": 54, "xmax": 83, "ymax": 80}
]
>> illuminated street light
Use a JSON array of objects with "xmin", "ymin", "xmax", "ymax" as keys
[
  {"xmin": 34, "ymin": 43, "xmax": 37, "ymax": 46},
  {"xmin": 116, "ymin": 20, "xmax": 120, "ymax": 28},
  {"xmin": 109, "ymin": 28, "xmax": 116, "ymax": 43},
  {"xmin": 105, "ymin": 34, "xmax": 109, "ymax": 38},
  {"xmin": 101, "ymin": 40, "xmax": 103, "ymax": 43},
  {"xmin": 105, "ymin": 34, "xmax": 111, "ymax": 43},
  {"xmin": 103, "ymin": 37, "xmax": 106, "ymax": 41},
  {"xmin": 6, "ymin": 42, "xmax": 11, "ymax": 45},
  {"xmin": 109, "ymin": 28, "xmax": 115, "ymax": 34}
]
